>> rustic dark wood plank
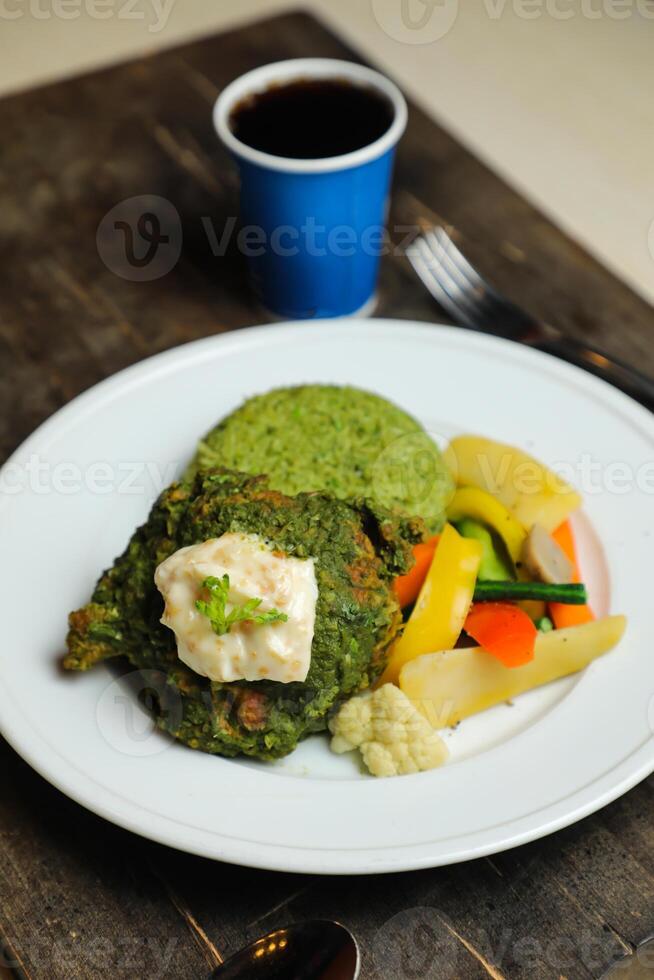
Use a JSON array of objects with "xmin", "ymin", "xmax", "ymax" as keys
[
  {"xmin": 0, "ymin": 739, "xmax": 217, "ymax": 979},
  {"xmin": 0, "ymin": 10, "xmax": 652, "ymax": 980},
  {"xmin": 143, "ymin": 782, "xmax": 654, "ymax": 980}
]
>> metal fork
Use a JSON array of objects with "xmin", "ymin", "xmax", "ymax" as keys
[{"xmin": 407, "ymin": 225, "xmax": 654, "ymax": 411}]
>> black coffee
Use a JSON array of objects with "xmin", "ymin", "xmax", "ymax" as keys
[{"xmin": 229, "ymin": 78, "xmax": 395, "ymax": 160}]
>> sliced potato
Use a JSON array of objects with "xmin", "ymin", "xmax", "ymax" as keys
[
  {"xmin": 444, "ymin": 435, "xmax": 581, "ymax": 533},
  {"xmin": 399, "ymin": 616, "xmax": 626, "ymax": 729}
]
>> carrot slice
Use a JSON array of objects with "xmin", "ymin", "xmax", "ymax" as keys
[
  {"xmin": 549, "ymin": 521, "xmax": 595, "ymax": 628},
  {"xmin": 393, "ymin": 536, "xmax": 440, "ymax": 608},
  {"xmin": 464, "ymin": 602, "xmax": 537, "ymax": 667}
]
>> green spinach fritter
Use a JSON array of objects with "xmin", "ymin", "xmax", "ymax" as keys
[
  {"xmin": 190, "ymin": 385, "xmax": 453, "ymax": 533},
  {"xmin": 64, "ymin": 469, "xmax": 423, "ymax": 760}
]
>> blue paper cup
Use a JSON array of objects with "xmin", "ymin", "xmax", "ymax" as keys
[{"xmin": 214, "ymin": 59, "xmax": 407, "ymax": 319}]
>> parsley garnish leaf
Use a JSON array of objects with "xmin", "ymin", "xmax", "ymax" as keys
[{"xmin": 195, "ymin": 575, "xmax": 288, "ymax": 637}]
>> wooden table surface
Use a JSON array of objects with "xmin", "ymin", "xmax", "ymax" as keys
[{"xmin": 1, "ymin": 12, "xmax": 654, "ymax": 979}]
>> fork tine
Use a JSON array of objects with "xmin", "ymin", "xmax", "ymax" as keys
[
  {"xmin": 432, "ymin": 226, "xmax": 537, "ymax": 325},
  {"xmin": 417, "ymin": 227, "xmax": 538, "ymax": 336},
  {"xmin": 405, "ymin": 243, "xmax": 469, "ymax": 326},
  {"xmin": 431, "ymin": 227, "xmax": 489, "ymax": 293},
  {"xmin": 423, "ymin": 228, "xmax": 497, "ymax": 322},
  {"xmin": 406, "ymin": 238, "xmax": 476, "ymax": 327},
  {"xmin": 413, "ymin": 236, "xmax": 492, "ymax": 327}
]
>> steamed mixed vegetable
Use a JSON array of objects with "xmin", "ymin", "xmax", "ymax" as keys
[
  {"xmin": 332, "ymin": 433, "xmax": 626, "ymax": 775},
  {"xmin": 392, "ymin": 433, "xmax": 623, "ymax": 708}
]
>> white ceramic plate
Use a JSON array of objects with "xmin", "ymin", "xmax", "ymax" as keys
[{"xmin": 1, "ymin": 320, "xmax": 653, "ymax": 874}]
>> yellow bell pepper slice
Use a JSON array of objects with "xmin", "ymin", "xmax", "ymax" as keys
[
  {"xmin": 444, "ymin": 435, "xmax": 582, "ymax": 533},
  {"xmin": 446, "ymin": 486, "xmax": 526, "ymax": 564},
  {"xmin": 378, "ymin": 523, "xmax": 482, "ymax": 686}
]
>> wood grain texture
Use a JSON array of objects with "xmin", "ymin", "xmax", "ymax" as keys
[{"xmin": 0, "ymin": 10, "xmax": 652, "ymax": 979}]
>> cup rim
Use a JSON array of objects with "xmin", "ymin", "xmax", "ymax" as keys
[{"xmin": 213, "ymin": 58, "xmax": 408, "ymax": 175}]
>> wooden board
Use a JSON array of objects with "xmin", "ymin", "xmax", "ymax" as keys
[{"xmin": 0, "ymin": 11, "xmax": 653, "ymax": 978}]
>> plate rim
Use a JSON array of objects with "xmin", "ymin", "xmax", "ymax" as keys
[{"xmin": 2, "ymin": 317, "xmax": 653, "ymax": 875}]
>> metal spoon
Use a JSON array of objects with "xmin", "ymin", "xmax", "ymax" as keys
[
  {"xmin": 211, "ymin": 920, "xmax": 360, "ymax": 980},
  {"xmin": 600, "ymin": 935, "xmax": 654, "ymax": 978}
]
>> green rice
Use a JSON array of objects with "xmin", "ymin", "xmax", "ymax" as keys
[{"xmin": 190, "ymin": 385, "xmax": 453, "ymax": 533}]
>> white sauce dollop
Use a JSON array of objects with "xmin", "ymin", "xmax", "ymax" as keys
[{"xmin": 154, "ymin": 533, "xmax": 317, "ymax": 684}]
